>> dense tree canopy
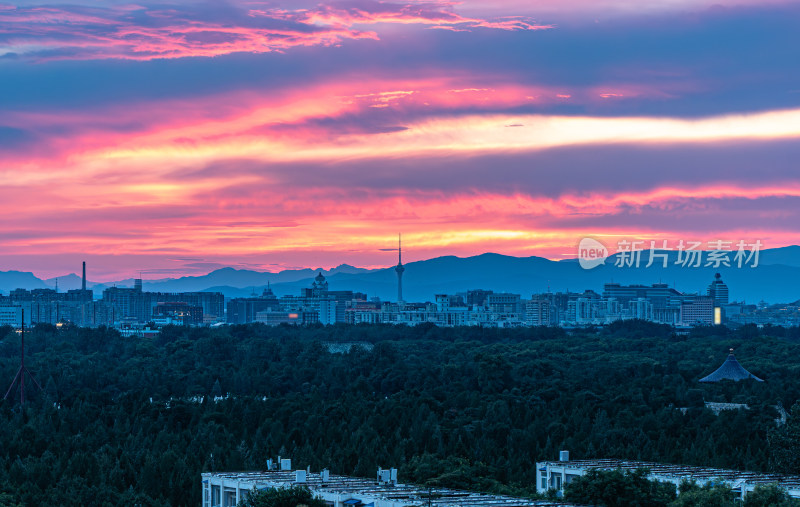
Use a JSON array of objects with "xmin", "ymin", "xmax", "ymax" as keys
[
  {"xmin": 769, "ymin": 402, "xmax": 800, "ymax": 475},
  {"xmin": 0, "ymin": 321, "xmax": 798, "ymax": 505},
  {"xmin": 564, "ymin": 471, "xmax": 800, "ymax": 507},
  {"xmin": 238, "ymin": 485, "xmax": 326, "ymax": 507},
  {"xmin": 667, "ymin": 481, "xmax": 734, "ymax": 507},
  {"xmin": 744, "ymin": 483, "xmax": 798, "ymax": 507},
  {"xmin": 563, "ymin": 468, "xmax": 676, "ymax": 506}
]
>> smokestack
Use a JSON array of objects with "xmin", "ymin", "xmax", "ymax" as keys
[{"xmin": 82, "ymin": 261, "xmax": 86, "ymax": 291}]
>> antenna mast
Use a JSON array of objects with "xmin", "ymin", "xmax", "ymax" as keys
[
  {"xmin": 4, "ymin": 309, "xmax": 43, "ymax": 406},
  {"xmin": 394, "ymin": 233, "xmax": 405, "ymax": 303}
]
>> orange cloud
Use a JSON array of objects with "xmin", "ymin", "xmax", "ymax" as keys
[
  {"xmin": 2, "ymin": 178, "xmax": 800, "ymax": 280},
  {"xmin": 0, "ymin": 75, "xmax": 577, "ymax": 171},
  {"xmin": 3, "ymin": 68, "xmax": 800, "ymax": 277},
  {"xmin": 293, "ymin": 2, "xmax": 553, "ymax": 31}
]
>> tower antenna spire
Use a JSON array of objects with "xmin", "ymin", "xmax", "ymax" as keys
[
  {"xmin": 394, "ymin": 233, "xmax": 405, "ymax": 304},
  {"xmin": 4, "ymin": 309, "xmax": 43, "ymax": 406}
]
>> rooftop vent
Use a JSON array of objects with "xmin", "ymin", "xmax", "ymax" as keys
[
  {"xmin": 377, "ymin": 467, "xmax": 398, "ymax": 485},
  {"xmin": 559, "ymin": 450, "xmax": 569, "ymax": 462}
]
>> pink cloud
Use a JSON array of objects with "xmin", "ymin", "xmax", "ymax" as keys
[
  {"xmin": 288, "ymin": 1, "xmax": 553, "ymax": 31},
  {"xmin": 0, "ymin": 74, "xmax": 587, "ymax": 169},
  {"xmin": 2, "ymin": 177, "xmax": 800, "ymax": 280},
  {"xmin": 1, "ymin": 60, "xmax": 797, "ymax": 277},
  {"xmin": 0, "ymin": 9, "xmax": 378, "ymax": 60},
  {"xmin": 0, "ymin": 1, "xmax": 550, "ymax": 61}
]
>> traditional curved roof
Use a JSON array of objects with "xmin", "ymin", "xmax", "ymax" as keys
[{"xmin": 699, "ymin": 349, "xmax": 763, "ymax": 383}]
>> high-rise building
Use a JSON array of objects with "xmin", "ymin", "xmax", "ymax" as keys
[
  {"xmin": 460, "ymin": 289, "xmax": 494, "ymax": 308},
  {"xmin": 681, "ymin": 296, "xmax": 715, "ymax": 325},
  {"xmin": 226, "ymin": 287, "xmax": 281, "ymax": 324},
  {"xmin": 153, "ymin": 302, "xmax": 203, "ymax": 325},
  {"xmin": 486, "ymin": 293, "xmax": 522, "ymax": 315},
  {"xmin": 603, "ymin": 283, "xmax": 683, "ymax": 323},
  {"xmin": 526, "ymin": 298, "xmax": 551, "ymax": 326},
  {"xmin": 630, "ymin": 297, "xmax": 653, "ymax": 320},
  {"xmin": 103, "ymin": 286, "xmax": 224, "ymax": 324},
  {"xmin": 0, "ymin": 263, "xmax": 98, "ymax": 326},
  {"xmin": 707, "ymin": 272, "xmax": 730, "ymax": 305},
  {"xmin": 0, "ymin": 305, "xmax": 26, "ymax": 327}
]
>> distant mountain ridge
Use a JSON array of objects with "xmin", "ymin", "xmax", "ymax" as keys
[
  {"xmin": 25, "ymin": 264, "xmax": 368, "ymax": 293},
  {"xmin": 1, "ymin": 247, "xmax": 798, "ymax": 303}
]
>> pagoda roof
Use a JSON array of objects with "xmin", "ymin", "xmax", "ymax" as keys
[{"xmin": 699, "ymin": 349, "xmax": 763, "ymax": 383}]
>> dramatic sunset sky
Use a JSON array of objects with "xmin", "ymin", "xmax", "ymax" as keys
[{"xmin": 2, "ymin": 0, "xmax": 800, "ymax": 280}]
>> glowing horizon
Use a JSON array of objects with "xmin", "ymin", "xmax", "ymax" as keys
[{"xmin": 2, "ymin": 0, "xmax": 800, "ymax": 281}]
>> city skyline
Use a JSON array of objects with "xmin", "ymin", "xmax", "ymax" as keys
[
  {"xmin": 2, "ymin": 243, "xmax": 797, "ymax": 295},
  {"xmin": 7, "ymin": 259, "xmax": 799, "ymax": 330},
  {"xmin": 3, "ymin": 0, "xmax": 800, "ymax": 280},
  {"xmin": 6, "ymin": 246, "xmax": 800, "ymax": 305}
]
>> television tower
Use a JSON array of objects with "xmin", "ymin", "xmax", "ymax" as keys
[
  {"xmin": 395, "ymin": 234, "xmax": 405, "ymax": 303},
  {"xmin": 4, "ymin": 309, "xmax": 42, "ymax": 406}
]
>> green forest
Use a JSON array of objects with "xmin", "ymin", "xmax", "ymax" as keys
[{"xmin": 1, "ymin": 320, "xmax": 800, "ymax": 506}]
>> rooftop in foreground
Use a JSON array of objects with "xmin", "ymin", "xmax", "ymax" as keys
[
  {"xmin": 536, "ymin": 457, "xmax": 800, "ymax": 499},
  {"xmin": 202, "ymin": 467, "xmax": 571, "ymax": 507}
]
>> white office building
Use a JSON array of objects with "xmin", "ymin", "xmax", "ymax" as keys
[
  {"xmin": 203, "ymin": 459, "xmax": 563, "ymax": 507},
  {"xmin": 0, "ymin": 305, "xmax": 27, "ymax": 327},
  {"xmin": 537, "ymin": 454, "xmax": 800, "ymax": 500}
]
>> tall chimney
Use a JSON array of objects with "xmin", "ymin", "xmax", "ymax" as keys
[{"xmin": 82, "ymin": 261, "xmax": 86, "ymax": 291}]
